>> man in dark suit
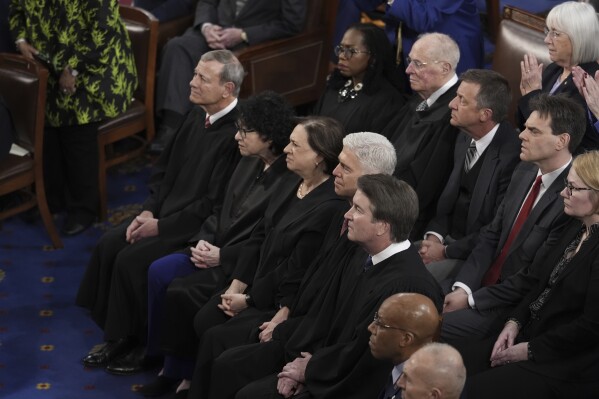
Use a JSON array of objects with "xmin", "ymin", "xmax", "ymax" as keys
[
  {"xmin": 419, "ymin": 69, "xmax": 520, "ymax": 285},
  {"xmin": 441, "ymin": 94, "xmax": 586, "ymax": 340},
  {"xmin": 151, "ymin": 0, "xmax": 306, "ymax": 152},
  {"xmin": 369, "ymin": 293, "xmax": 441, "ymax": 399},
  {"xmin": 76, "ymin": 50, "xmax": 244, "ymax": 367},
  {"xmin": 383, "ymin": 33, "xmax": 461, "ymax": 240},
  {"xmin": 215, "ymin": 175, "xmax": 443, "ymax": 399}
]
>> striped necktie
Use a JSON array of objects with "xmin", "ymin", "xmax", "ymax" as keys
[{"xmin": 463, "ymin": 140, "xmax": 477, "ymax": 172}]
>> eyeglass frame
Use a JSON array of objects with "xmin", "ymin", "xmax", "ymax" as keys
[
  {"xmin": 563, "ymin": 178, "xmax": 597, "ymax": 197},
  {"xmin": 235, "ymin": 121, "xmax": 257, "ymax": 138},
  {"xmin": 334, "ymin": 44, "xmax": 371, "ymax": 60},
  {"xmin": 406, "ymin": 56, "xmax": 441, "ymax": 70},
  {"xmin": 372, "ymin": 311, "xmax": 415, "ymax": 334},
  {"xmin": 544, "ymin": 27, "xmax": 566, "ymax": 40}
]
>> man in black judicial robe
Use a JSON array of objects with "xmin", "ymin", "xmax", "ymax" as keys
[
  {"xmin": 382, "ymin": 33, "xmax": 461, "ymax": 240},
  {"xmin": 209, "ymin": 175, "xmax": 443, "ymax": 399},
  {"xmin": 185, "ymin": 132, "xmax": 399, "ymax": 398},
  {"xmin": 76, "ymin": 50, "xmax": 244, "ymax": 367}
]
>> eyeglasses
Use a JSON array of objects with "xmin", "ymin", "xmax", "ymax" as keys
[
  {"xmin": 544, "ymin": 27, "xmax": 566, "ymax": 40},
  {"xmin": 334, "ymin": 45, "xmax": 371, "ymax": 60},
  {"xmin": 372, "ymin": 312, "xmax": 412, "ymax": 332},
  {"xmin": 564, "ymin": 179, "xmax": 597, "ymax": 197},
  {"xmin": 235, "ymin": 122, "xmax": 257, "ymax": 138},
  {"xmin": 406, "ymin": 56, "xmax": 440, "ymax": 70}
]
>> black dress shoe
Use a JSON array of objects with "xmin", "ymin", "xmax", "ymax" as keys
[
  {"xmin": 138, "ymin": 376, "xmax": 178, "ymax": 397},
  {"xmin": 105, "ymin": 345, "xmax": 147, "ymax": 375},
  {"xmin": 61, "ymin": 214, "xmax": 94, "ymax": 236},
  {"xmin": 82, "ymin": 337, "xmax": 136, "ymax": 368}
]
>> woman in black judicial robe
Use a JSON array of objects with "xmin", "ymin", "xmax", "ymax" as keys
[
  {"xmin": 140, "ymin": 116, "xmax": 348, "ymax": 396},
  {"xmin": 313, "ymin": 23, "xmax": 406, "ymax": 135}
]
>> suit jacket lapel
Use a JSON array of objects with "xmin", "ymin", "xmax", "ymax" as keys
[
  {"xmin": 499, "ymin": 164, "xmax": 538, "ymax": 248},
  {"xmin": 508, "ymin": 167, "xmax": 568, "ymax": 255}
]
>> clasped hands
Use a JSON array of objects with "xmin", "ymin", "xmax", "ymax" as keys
[
  {"xmin": 202, "ymin": 24, "xmax": 243, "ymax": 49},
  {"xmin": 489, "ymin": 321, "xmax": 528, "ymax": 367},
  {"xmin": 419, "ymin": 235, "xmax": 446, "ymax": 264},
  {"xmin": 190, "ymin": 240, "xmax": 221, "ymax": 268},
  {"xmin": 277, "ymin": 352, "xmax": 312, "ymax": 398},
  {"xmin": 125, "ymin": 210, "xmax": 158, "ymax": 243}
]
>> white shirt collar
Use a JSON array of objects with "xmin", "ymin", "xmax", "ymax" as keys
[
  {"xmin": 206, "ymin": 98, "xmax": 238, "ymax": 125},
  {"xmin": 424, "ymin": 74, "xmax": 458, "ymax": 107},
  {"xmin": 371, "ymin": 240, "xmax": 410, "ymax": 265}
]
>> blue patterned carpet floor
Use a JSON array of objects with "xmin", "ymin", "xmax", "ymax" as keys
[{"xmin": 0, "ymin": 157, "xmax": 160, "ymax": 398}]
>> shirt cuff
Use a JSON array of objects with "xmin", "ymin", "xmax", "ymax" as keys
[
  {"xmin": 452, "ymin": 282, "xmax": 476, "ymax": 309},
  {"xmin": 424, "ymin": 231, "xmax": 444, "ymax": 243},
  {"xmin": 201, "ymin": 22, "xmax": 213, "ymax": 34}
]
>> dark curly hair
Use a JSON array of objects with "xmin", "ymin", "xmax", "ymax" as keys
[
  {"xmin": 237, "ymin": 91, "xmax": 296, "ymax": 155},
  {"xmin": 329, "ymin": 23, "xmax": 402, "ymax": 94}
]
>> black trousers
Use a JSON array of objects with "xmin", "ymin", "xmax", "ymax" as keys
[
  {"xmin": 189, "ymin": 308, "xmax": 274, "ymax": 399},
  {"xmin": 207, "ymin": 340, "xmax": 286, "ymax": 399},
  {"xmin": 44, "ymin": 122, "xmax": 100, "ymax": 218},
  {"xmin": 76, "ymin": 218, "xmax": 189, "ymax": 341}
]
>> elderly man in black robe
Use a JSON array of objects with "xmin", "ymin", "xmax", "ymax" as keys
[{"xmin": 76, "ymin": 50, "xmax": 244, "ymax": 367}]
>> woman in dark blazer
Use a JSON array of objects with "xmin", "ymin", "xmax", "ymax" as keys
[
  {"xmin": 141, "ymin": 116, "xmax": 348, "ymax": 397},
  {"xmin": 518, "ymin": 1, "xmax": 599, "ymax": 152},
  {"xmin": 313, "ymin": 23, "xmax": 405, "ymax": 135},
  {"xmin": 464, "ymin": 151, "xmax": 599, "ymax": 398}
]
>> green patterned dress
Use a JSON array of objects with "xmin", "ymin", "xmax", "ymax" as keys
[{"xmin": 9, "ymin": 0, "xmax": 137, "ymax": 127}]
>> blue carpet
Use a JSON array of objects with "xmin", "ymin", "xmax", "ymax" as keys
[{"xmin": 0, "ymin": 156, "xmax": 161, "ymax": 398}]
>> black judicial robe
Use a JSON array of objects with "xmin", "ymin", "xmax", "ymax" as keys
[
  {"xmin": 163, "ymin": 177, "xmax": 347, "ymax": 356},
  {"xmin": 159, "ymin": 155, "xmax": 293, "ymax": 351},
  {"xmin": 383, "ymin": 83, "xmax": 461, "ymax": 240},
  {"xmin": 291, "ymin": 246, "xmax": 443, "ymax": 399},
  {"xmin": 313, "ymin": 78, "xmax": 406, "ymax": 135},
  {"xmin": 210, "ymin": 245, "xmax": 443, "ymax": 399},
  {"xmin": 76, "ymin": 105, "xmax": 240, "ymax": 335}
]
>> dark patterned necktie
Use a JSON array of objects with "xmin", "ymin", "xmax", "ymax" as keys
[
  {"xmin": 416, "ymin": 100, "xmax": 429, "ymax": 111},
  {"xmin": 463, "ymin": 140, "xmax": 477, "ymax": 172}
]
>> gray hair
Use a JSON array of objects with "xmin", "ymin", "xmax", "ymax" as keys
[
  {"xmin": 417, "ymin": 32, "xmax": 460, "ymax": 71},
  {"xmin": 343, "ymin": 132, "xmax": 397, "ymax": 175},
  {"xmin": 200, "ymin": 50, "xmax": 245, "ymax": 96},
  {"xmin": 546, "ymin": 1, "xmax": 599, "ymax": 65},
  {"xmin": 414, "ymin": 343, "xmax": 466, "ymax": 399}
]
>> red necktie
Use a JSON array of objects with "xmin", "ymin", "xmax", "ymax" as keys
[
  {"xmin": 481, "ymin": 175, "xmax": 543, "ymax": 286},
  {"xmin": 205, "ymin": 116, "xmax": 211, "ymax": 128}
]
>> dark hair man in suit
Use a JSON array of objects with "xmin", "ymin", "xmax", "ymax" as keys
[
  {"xmin": 441, "ymin": 94, "xmax": 586, "ymax": 340},
  {"xmin": 419, "ymin": 69, "xmax": 521, "ymax": 286}
]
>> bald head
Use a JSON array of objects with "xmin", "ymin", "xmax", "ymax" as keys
[
  {"xmin": 399, "ymin": 343, "xmax": 466, "ymax": 399},
  {"xmin": 368, "ymin": 293, "xmax": 440, "ymax": 365}
]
